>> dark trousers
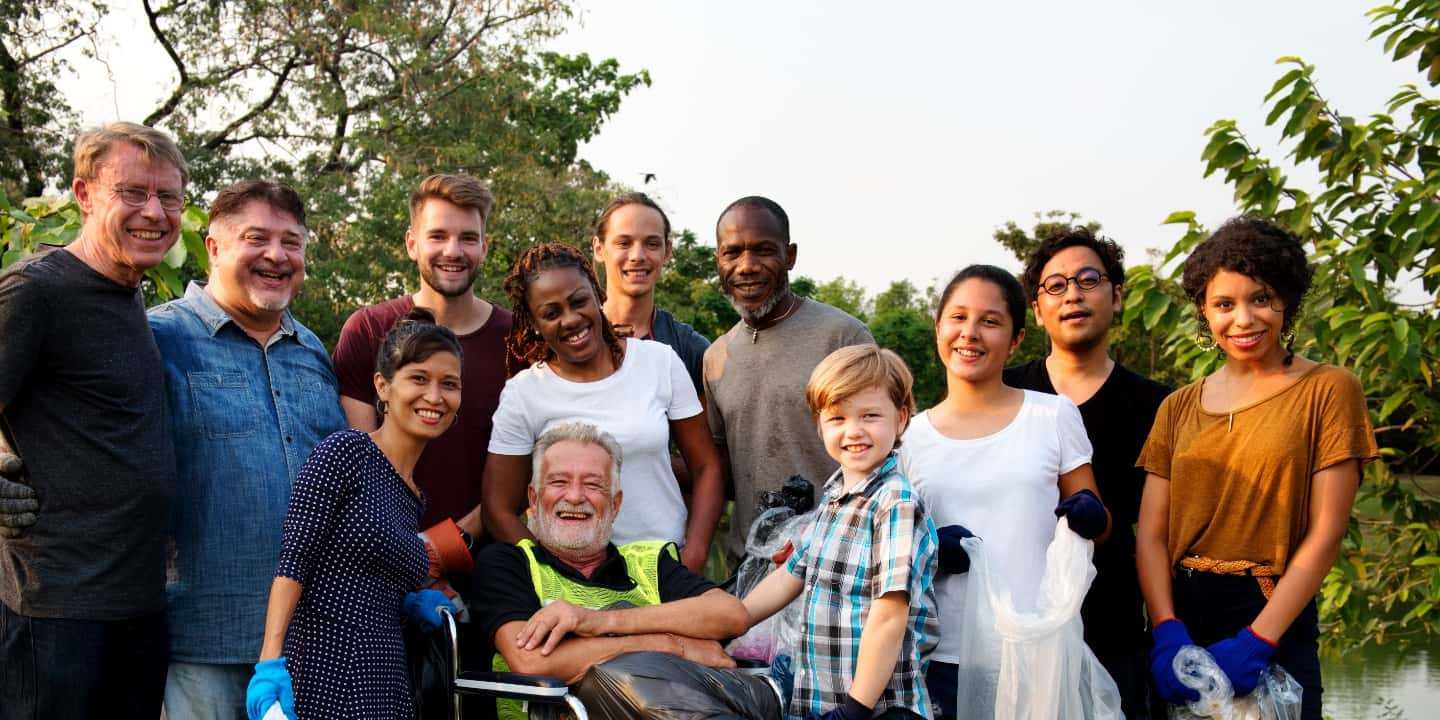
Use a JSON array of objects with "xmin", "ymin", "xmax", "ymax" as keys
[
  {"xmin": 1093, "ymin": 646, "xmax": 1152, "ymax": 720},
  {"xmin": 1171, "ymin": 569, "xmax": 1323, "ymax": 720},
  {"xmin": 926, "ymin": 661, "xmax": 958, "ymax": 720},
  {"xmin": 0, "ymin": 601, "xmax": 168, "ymax": 720}
]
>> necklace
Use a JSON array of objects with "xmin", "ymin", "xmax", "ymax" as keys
[{"xmin": 745, "ymin": 295, "xmax": 803, "ymax": 343}]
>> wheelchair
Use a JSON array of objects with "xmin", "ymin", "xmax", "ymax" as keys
[{"xmin": 426, "ymin": 607, "xmax": 782, "ymax": 720}]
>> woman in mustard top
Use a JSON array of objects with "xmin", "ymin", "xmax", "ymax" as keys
[{"xmin": 1136, "ymin": 217, "xmax": 1377, "ymax": 720}]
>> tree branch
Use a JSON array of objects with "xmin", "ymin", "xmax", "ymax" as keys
[
  {"xmin": 142, "ymin": 0, "xmax": 192, "ymax": 127},
  {"xmin": 201, "ymin": 53, "xmax": 302, "ymax": 151}
]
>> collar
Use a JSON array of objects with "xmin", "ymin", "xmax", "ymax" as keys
[
  {"xmin": 528, "ymin": 541, "xmax": 637, "ymax": 590},
  {"xmin": 822, "ymin": 452, "xmax": 900, "ymax": 502},
  {"xmin": 185, "ymin": 281, "xmax": 296, "ymax": 339}
]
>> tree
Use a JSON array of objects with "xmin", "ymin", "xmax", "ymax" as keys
[
  {"xmin": 1123, "ymin": 1, "xmax": 1440, "ymax": 647},
  {"xmin": 811, "ymin": 276, "xmax": 870, "ymax": 322},
  {"xmin": 653, "ymin": 229, "xmax": 737, "ymax": 341},
  {"xmin": 0, "ymin": 0, "xmax": 105, "ymax": 197},
  {"xmin": 868, "ymin": 280, "xmax": 945, "ymax": 409}
]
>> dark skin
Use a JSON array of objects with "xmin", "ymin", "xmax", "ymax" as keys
[
  {"xmin": 479, "ymin": 267, "xmax": 725, "ymax": 571},
  {"xmin": 715, "ymin": 205, "xmax": 799, "ymax": 330}
]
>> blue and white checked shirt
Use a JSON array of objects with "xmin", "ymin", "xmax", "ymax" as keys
[
  {"xmin": 784, "ymin": 452, "xmax": 939, "ymax": 719},
  {"xmin": 149, "ymin": 282, "xmax": 346, "ymax": 663}
]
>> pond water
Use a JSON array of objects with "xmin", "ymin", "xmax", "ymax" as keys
[{"xmin": 1321, "ymin": 636, "xmax": 1440, "ymax": 719}]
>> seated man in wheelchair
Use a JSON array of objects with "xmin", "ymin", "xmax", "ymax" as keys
[{"xmin": 471, "ymin": 421, "xmax": 778, "ymax": 720}]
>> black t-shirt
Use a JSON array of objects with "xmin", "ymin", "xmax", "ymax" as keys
[
  {"xmin": 1003, "ymin": 358, "xmax": 1170, "ymax": 654},
  {"xmin": 472, "ymin": 541, "xmax": 717, "ymax": 645},
  {"xmin": 0, "ymin": 247, "xmax": 176, "ymax": 619}
]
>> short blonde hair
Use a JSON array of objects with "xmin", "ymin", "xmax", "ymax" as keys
[
  {"xmin": 805, "ymin": 344, "xmax": 916, "ymax": 422},
  {"xmin": 409, "ymin": 173, "xmax": 494, "ymax": 225},
  {"xmin": 73, "ymin": 122, "xmax": 189, "ymax": 186}
]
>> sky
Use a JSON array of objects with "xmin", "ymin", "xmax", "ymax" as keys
[{"xmin": 61, "ymin": 1, "xmax": 1416, "ymax": 296}]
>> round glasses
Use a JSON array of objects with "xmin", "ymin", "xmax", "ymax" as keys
[{"xmin": 1038, "ymin": 267, "xmax": 1108, "ymax": 296}]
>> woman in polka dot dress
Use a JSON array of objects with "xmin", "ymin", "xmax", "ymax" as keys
[{"xmin": 246, "ymin": 308, "xmax": 464, "ymax": 719}]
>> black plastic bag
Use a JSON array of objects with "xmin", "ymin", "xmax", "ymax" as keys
[{"xmin": 569, "ymin": 651, "xmax": 782, "ymax": 720}]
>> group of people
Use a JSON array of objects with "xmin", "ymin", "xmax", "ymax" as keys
[{"xmin": 0, "ymin": 120, "xmax": 1377, "ymax": 720}]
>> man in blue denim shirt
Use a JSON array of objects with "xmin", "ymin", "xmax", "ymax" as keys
[{"xmin": 148, "ymin": 180, "xmax": 345, "ymax": 719}]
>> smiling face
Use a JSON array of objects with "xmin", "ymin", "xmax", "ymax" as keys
[
  {"xmin": 407, "ymin": 198, "xmax": 487, "ymax": 298},
  {"xmin": 715, "ymin": 205, "xmax": 796, "ymax": 322},
  {"xmin": 374, "ymin": 351, "xmax": 463, "ymax": 441},
  {"xmin": 528, "ymin": 439, "xmax": 621, "ymax": 555},
  {"xmin": 1201, "ymin": 269, "xmax": 1288, "ymax": 363},
  {"xmin": 818, "ymin": 385, "xmax": 908, "ymax": 485},
  {"xmin": 207, "ymin": 200, "xmax": 306, "ymax": 321},
  {"xmin": 72, "ymin": 142, "xmax": 184, "ymax": 283},
  {"xmin": 527, "ymin": 266, "xmax": 607, "ymax": 368},
  {"xmin": 593, "ymin": 203, "xmax": 671, "ymax": 299},
  {"xmin": 935, "ymin": 278, "xmax": 1024, "ymax": 385},
  {"xmin": 1032, "ymin": 245, "xmax": 1120, "ymax": 352}
]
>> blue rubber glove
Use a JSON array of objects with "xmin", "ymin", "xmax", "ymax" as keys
[
  {"xmin": 1054, "ymin": 488, "xmax": 1107, "ymax": 540},
  {"xmin": 936, "ymin": 525, "xmax": 975, "ymax": 574},
  {"xmin": 1206, "ymin": 627, "xmax": 1278, "ymax": 696},
  {"xmin": 805, "ymin": 694, "xmax": 872, "ymax": 720},
  {"xmin": 1149, "ymin": 619, "xmax": 1201, "ymax": 704},
  {"xmin": 403, "ymin": 588, "xmax": 457, "ymax": 633},
  {"xmin": 246, "ymin": 657, "xmax": 296, "ymax": 720}
]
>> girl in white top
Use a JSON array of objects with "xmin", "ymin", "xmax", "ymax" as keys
[
  {"xmin": 900, "ymin": 265, "xmax": 1110, "ymax": 720},
  {"xmin": 478, "ymin": 243, "xmax": 724, "ymax": 573}
]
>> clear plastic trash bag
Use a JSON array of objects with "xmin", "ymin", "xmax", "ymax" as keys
[
  {"xmin": 951, "ymin": 517, "xmax": 1123, "ymax": 720},
  {"xmin": 1167, "ymin": 645, "xmax": 1302, "ymax": 720},
  {"xmin": 726, "ymin": 509, "xmax": 818, "ymax": 663}
]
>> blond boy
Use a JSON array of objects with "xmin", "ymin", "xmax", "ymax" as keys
[{"xmin": 742, "ymin": 345, "xmax": 939, "ymax": 720}]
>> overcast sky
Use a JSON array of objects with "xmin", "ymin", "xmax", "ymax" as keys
[{"xmin": 63, "ymin": 1, "xmax": 1414, "ymax": 295}]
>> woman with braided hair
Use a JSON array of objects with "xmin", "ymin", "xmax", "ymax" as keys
[
  {"xmin": 479, "ymin": 243, "xmax": 724, "ymax": 573},
  {"xmin": 1136, "ymin": 217, "xmax": 1378, "ymax": 720}
]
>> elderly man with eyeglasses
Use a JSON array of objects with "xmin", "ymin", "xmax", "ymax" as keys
[{"xmin": 0, "ymin": 122, "xmax": 186, "ymax": 719}]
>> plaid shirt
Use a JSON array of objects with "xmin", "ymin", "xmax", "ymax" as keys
[{"xmin": 784, "ymin": 453, "xmax": 939, "ymax": 719}]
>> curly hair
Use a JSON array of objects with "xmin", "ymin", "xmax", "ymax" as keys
[
  {"xmin": 1020, "ymin": 226, "xmax": 1126, "ymax": 304},
  {"xmin": 1181, "ymin": 216, "xmax": 1313, "ymax": 365},
  {"xmin": 503, "ymin": 243, "xmax": 624, "ymax": 372}
]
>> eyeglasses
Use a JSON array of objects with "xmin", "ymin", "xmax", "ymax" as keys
[
  {"xmin": 1038, "ymin": 267, "xmax": 1109, "ymax": 296},
  {"xmin": 105, "ymin": 183, "xmax": 185, "ymax": 212}
]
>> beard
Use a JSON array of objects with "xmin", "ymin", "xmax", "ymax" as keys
[
  {"xmin": 531, "ymin": 499, "xmax": 614, "ymax": 554},
  {"xmin": 727, "ymin": 275, "xmax": 791, "ymax": 325},
  {"xmin": 419, "ymin": 260, "xmax": 476, "ymax": 298}
]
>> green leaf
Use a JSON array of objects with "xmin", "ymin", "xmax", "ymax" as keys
[
  {"xmin": 1265, "ymin": 68, "xmax": 1305, "ymax": 101},
  {"xmin": 1379, "ymin": 389, "xmax": 1407, "ymax": 421},
  {"xmin": 1393, "ymin": 317, "xmax": 1410, "ymax": 345},
  {"xmin": 162, "ymin": 237, "xmax": 187, "ymax": 268},
  {"xmin": 1362, "ymin": 311, "xmax": 1392, "ymax": 328},
  {"xmin": 1162, "ymin": 210, "xmax": 1196, "ymax": 225},
  {"xmin": 1143, "ymin": 292, "xmax": 1169, "ymax": 330}
]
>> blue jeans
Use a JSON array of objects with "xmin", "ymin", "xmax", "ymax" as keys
[
  {"xmin": 0, "ymin": 601, "xmax": 168, "ymax": 720},
  {"xmin": 165, "ymin": 661, "xmax": 250, "ymax": 720}
]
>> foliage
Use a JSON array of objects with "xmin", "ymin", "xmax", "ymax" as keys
[
  {"xmin": 0, "ymin": 193, "xmax": 207, "ymax": 304},
  {"xmin": 1121, "ymin": 1, "xmax": 1440, "ymax": 647},
  {"xmin": 810, "ymin": 276, "xmax": 870, "ymax": 321},
  {"xmin": 992, "ymin": 210, "xmax": 1101, "ymax": 264},
  {"xmin": 867, "ymin": 280, "xmax": 946, "ymax": 409},
  {"xmin": 0, "ymin": 0, "xmax": 105, "ymax": 197}
]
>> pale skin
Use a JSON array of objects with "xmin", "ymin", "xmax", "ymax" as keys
[
  {"xmin": 260, "ymin": 353, "xmax": 461, "ymax": 660},
  {"xmin": 593, "ymin": 203, "xmax": 672, "ymax": 339},
  {"xmin": 1136, "ymin": 270, "xmax": 1358, "ymax": 643},
  {"xmin": 931, "ymin": 278, "xmax": 1111, "ymax": 540},
  {"xmin": 204, "ymin": 201, "xmax": 308, "ymax": 346},
  {"xmin": 492, "ymin": 440, "xmax": 744, "ymax": 682},
  {"xmin": 339, "ymin": 197, "xmax": 493, "ymax": 536}
]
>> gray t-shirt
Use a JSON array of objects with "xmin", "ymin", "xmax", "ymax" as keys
[
  {"xmin": 0, "ymin": 247, "xmax": 175, "ymax": 619},
  {"xmin": 702, "ymin": 298, "xmax": 873, "ymax": 556}
]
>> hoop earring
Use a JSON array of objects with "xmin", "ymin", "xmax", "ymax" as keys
[
  {"xmin": 1195, "ymin": 330, "xmax": 1217, "ymax": 351},
  {"xmin": 1282, "ymin": 328, "xmax": 1296, "ymax": 347},
  {"xmin": 376, "ymin": 399, "xmax": 388, "ymax": 415}
]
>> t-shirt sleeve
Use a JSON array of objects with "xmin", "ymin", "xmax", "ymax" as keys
[
  {"xmin": 657, "ymin": 543, "xmax": 718, "ymax": 601},
  {"xmin": 1055, "ymin": 395, "xmax": 1093, "ymax": 474},
  {"xmin": 0, "ymin": 268, "xmax": 44, "ymax": 407},
  {"xmin": 664, "ymin": 346, "xmax": 703, "ymax": 420},
  {"xmin": 1313, "ymin": 368, "xmax": 1380, "ymax": 473},
  {"xmin": 840, "ymin": 316, "xmax": 874, "ymax": 347},
  {"xmin": 487, "ymin": 378, "xmax": 537, "ymax": 455},
  {"xmin": 870, "ymin": 489, "xmax": 923, "ymax": 598},
  {"xmin": 332, "ymin": 309, "xmax": 379, "ymax": 403},
  {"xmin": 275, "ymin": 433, "xmax": 357, "ymax": 585},
  {"xmin": 1137, "ymin": 393, "xmax": 1179, "ymax": 479},
  {"xmin": 471, "ymin": 544, "xmax": 543, "ymax": 643},
  {"xmin": 702, "ymin": 348, "xmax": 728, "ymax": 448}
]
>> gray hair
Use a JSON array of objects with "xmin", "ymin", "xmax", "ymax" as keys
[{"xmin": 531, "ymin": 422, "xmax": 623, "ymax": 496}]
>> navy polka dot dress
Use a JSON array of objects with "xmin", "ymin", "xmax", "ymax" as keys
[{"xmin": 275, "ymin": 429, "xmax": 429, "ymax": 719}]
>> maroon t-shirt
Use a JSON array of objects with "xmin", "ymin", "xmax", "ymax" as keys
[{"xmin": 332, "ymin": 296, "xmax": 513, "ymax": 528}]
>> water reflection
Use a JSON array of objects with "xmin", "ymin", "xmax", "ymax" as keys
[{"xmin": 1321, "ymin": 636, "xmax": 1440, "ymax": 719}]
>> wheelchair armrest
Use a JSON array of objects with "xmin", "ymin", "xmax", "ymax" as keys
[{"xmin": 454, "ymin": 670, "xmax": 571, "ymax": 703}]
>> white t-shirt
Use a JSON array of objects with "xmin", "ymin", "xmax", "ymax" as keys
[
  {"xmin": 900, "ymin": 389, "xmax": 1092, "ymax": 663},
  {"xmin": 489, "ymin": 338, "xmax": 703, "ymax": 545}
]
